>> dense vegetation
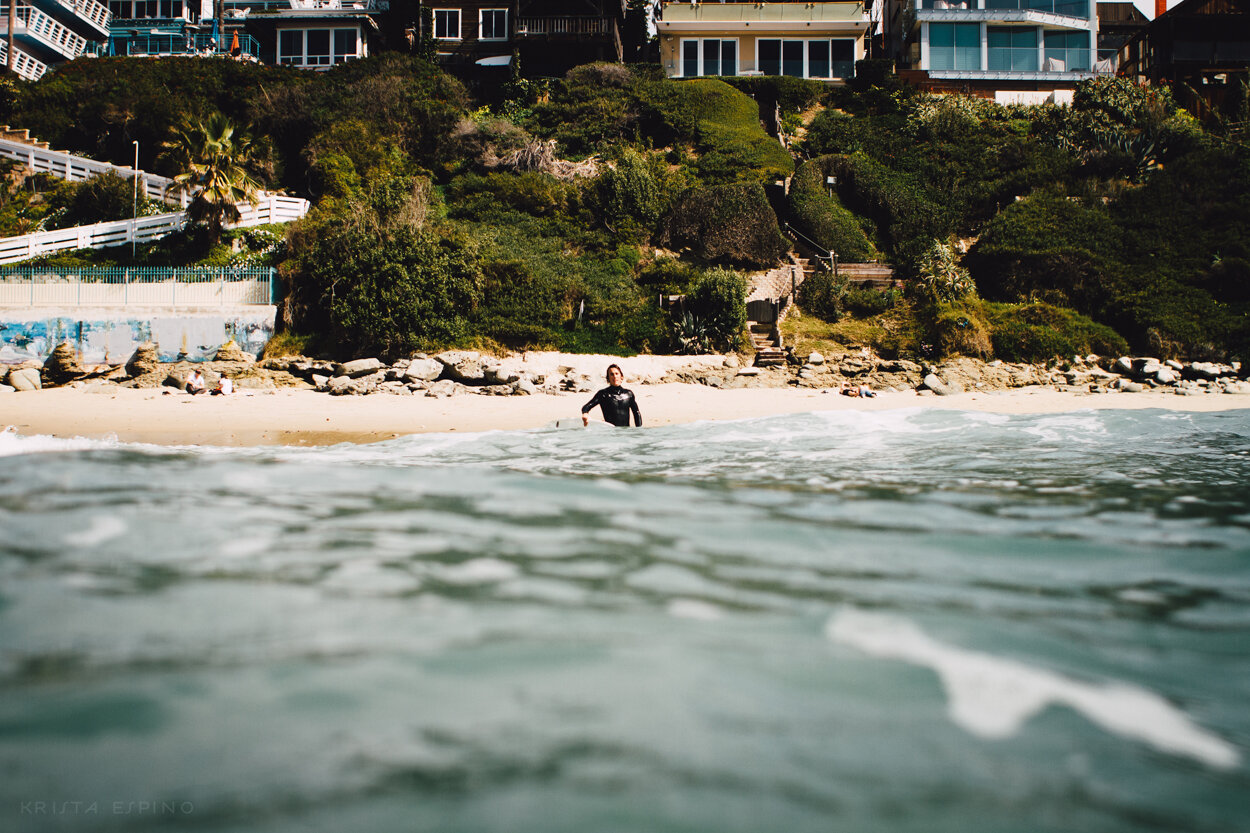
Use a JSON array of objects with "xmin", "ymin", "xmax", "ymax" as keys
[{"xmin": 2, "ymin": 56, "xmax": 1247, "ymax": 362}]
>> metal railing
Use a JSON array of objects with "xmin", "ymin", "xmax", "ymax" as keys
[
  {"xmin": 0, "ymin": 135, "xmax": 182, "ymax": 205},
  {"xmin": 0, "ymin": 266, "xmax": 277, "ymax": 307},
  {"xmin": 784, "ymin": 222, "xmax": 836, "ymax": 272}
]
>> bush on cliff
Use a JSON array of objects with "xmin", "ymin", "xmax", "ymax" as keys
[
  {"xmin": 788, "ymin": 157, "xmax": 879, "ymax": 263},
  {"xmin": 659, "ymin": 182, "xmax": 788, "ymax": 268}
]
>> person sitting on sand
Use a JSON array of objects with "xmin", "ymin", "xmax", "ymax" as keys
[
  {"xmin": 186, "ymin": 369, "xmax": 206, "ymax": 396},
  {"xmin": 212, "ymin": 375, "xmax": 234, "ymax": 396},
  {"xmin": 840, "ymin": 381, "xmax": 877, "ymax": 398},
  {"xmin": 581, "ymin": 364, "xmax": 642, "ymax": 427}
]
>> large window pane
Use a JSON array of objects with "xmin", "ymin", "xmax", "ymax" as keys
[
  {"xmin": 480, "ymin": 9, "xmax": 507, "ymax": 41},
  {"xmin": 988, "ymin": 26, "xmax": 1037, "ymax": 71},
  {"xmin": 704, "ymin": 38, "xmax": 720, "ymax": 77},
  {"xmin": 683, "ymin": 40, "xmax": 699, "ymax": 77},
  {"xmin": 759, "ymin": 39, "xmax": 780, "ymax": 76},
  {"xmin": 279, "ymin": 30, "xmax": 301, "ymax": 64},
  {"xmin": 809, "ymin": 40, "xmax": 830, "ymax": 78},
  {"xmin": 334, "ymin": 29, "xmax": 356, "ymax": 62},
  {"xmin": 721, "ymin": 40, "xmax": 736, "ymax": 76},
  {"xmin": 307, "ymin": 29, "xmax": 330, "ymax": 65},
  {"xmin": 782, "ymin": 40, "xmax": 804, "ymax": 77},
  {"xmin": 434, "ymin": 9, "xmax": 460, "ymax": 39},
  {"xmin": 831, "ymin": 39, "xmax": 854, "ymax": 77}
]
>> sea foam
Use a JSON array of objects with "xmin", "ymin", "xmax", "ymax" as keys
[{"xmin": 826, "ymin": 607, "xmax": 1240, "ymax": 770}]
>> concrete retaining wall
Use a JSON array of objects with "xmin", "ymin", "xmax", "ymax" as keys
[{"xmin": 0, "ymin": 307, "xmax": 277, "ymax": 364}]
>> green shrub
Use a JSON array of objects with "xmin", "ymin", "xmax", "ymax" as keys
[
  {"xmin": 843, "ymin": 288, "xmax": 893, "ymax": 317},
  {"xmin": 684, "ymin": 266, "xmax": 748, "ymax": 352},
  {"xmin": 788, "ymin": 157, "xmax": 878, "ymax": 262},
  {"xmin": 598, "ymin": 148, "xmax": 662, "ymax": 233},
  {"xmin": 637, "ymin": 257, "xmax": 702, "ymax": 295},
  {"xmin": 445, "ymin": 171, "xmax": 580, "ymax": 220},
  {"xmin": 985, "ymin": 301, "xmax": 1129, "ymax": 362},
  {"xmin": 721, "ymin": 76, "xmax": 825, "ymax": 115},
  {"xmin": 796, "ymin": 269, "xmax": 849, "ymax": 323},
  {"xmin": 659, "ymin": 182, "xmax": 788, "ymax": 268}
]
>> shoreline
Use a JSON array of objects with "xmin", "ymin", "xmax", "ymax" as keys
[{"xmin": 3, "ymin": 383, "xmax": 1249, "ymax": 448}]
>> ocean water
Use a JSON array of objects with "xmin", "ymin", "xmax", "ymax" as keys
[{"xmin": 1, "ymin": 407, "xmax": 1249, "ymax": 832}]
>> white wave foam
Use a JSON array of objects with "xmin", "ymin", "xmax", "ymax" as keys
[
  {"xmin": 0, "ymin": 427, "xmax": 122, "ymax": 457},
  {"xmin": 667, "ymin": 598, "xmax": 725, "ymax": 621},
  {"xmin": 434, "ymin": 557, "xmax": 519, "ymax": 584},
  {"xmin": 825, "ymin": 608, "xmax": 1240, "ymax": 770},
  {"xmin": 63, "ymin": 515, "xmax": 128, "ymax": 548}
]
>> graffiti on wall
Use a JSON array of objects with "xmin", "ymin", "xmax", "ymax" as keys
[{"xmin": 0, "ymin": 310, "xmax": 277, "ymax": 364}]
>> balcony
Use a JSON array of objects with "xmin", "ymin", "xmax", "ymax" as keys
[
  {"xmin": 0, "ymin": 38, "xmax": 49, "ymax": 79},
  {"xmin": 660, "ymin": 2, "xmax": 867, "ymax": 26},
  {"xmin": 515, "ymin": 16, "xmax": 616, "ymax": 36},
  {"xmin": 117, "ymin": 31, "xmax": 261, "ymax": 59},
  {"xmin": 7, "ymin": 4, "xmax": 90, "ymax": 62}
]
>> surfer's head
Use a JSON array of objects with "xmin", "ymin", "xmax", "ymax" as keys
[{"xmin": 605, "ymin": 364, "xmax": 624, "ymax": 386}]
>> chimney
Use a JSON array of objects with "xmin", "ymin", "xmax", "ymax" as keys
[{"xmin": 1155, "ymin": 0, "xmax": 1167, "ymax": 17}]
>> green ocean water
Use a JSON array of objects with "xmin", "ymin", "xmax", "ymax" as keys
[{"xmin": 1, "ymin": 407, "xmax": 1248, "ymax": 832}]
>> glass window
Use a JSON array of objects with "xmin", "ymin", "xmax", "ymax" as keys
[
  {"xmin": 782, "ymin": 40, "xmax": 804, "ymax": 77},
  {"xmin": 680, "ymin": 39, "xmax": 737, "ymax": 76},
  {"xmin": 480, "ymin": 9, "xmax": 507, "ymax": 41},
  {"xmin": 1044, "ymin": 30, "xmax": 1089, "ymax": 70},
  {"xmin": 809, "ymin": 40, "xmax": 830, "ymax": 79},
  {"xmin": 721, "ymin": 40, "xmax": 737, "ymax": 76},
  {"xmin": 830, "ymin": 40, "xmax": 854, "ymax": 78},
  {"xmin": 683, "ymin": 40, "xmax": 699, "ymax": 77},
  {"xmin": 307, "ymin": 29, "xmax": 331, "ymax": 65},
  {"xmin": 759, "ymin": 39, "xmax": 781, "ymax": 76},
  {"xmin": 988, "ymin": 26, "xmax": 1037, "ymax": 71},
  {"xmin": 704, "ymin": 39, "xmax": 720, "ymax": 77},
  {"xmin": 278, "ymin": 30, "xmax": 302, "ymax": 64},
  {"xmin": 434, "ymin": 9, "xmax": 460, "ymax": 40},
  {"xmin": 333, "ymin": 29, "xmax": 357, "ymax": 62},
  {"xmin": 929, "ymin": 23, "xmax": 980, "ymax": 71}
]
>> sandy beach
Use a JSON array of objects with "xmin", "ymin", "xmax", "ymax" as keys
[{"xmin": 3, "ymin": 382, "xmax": 1249, "ymax": 447}]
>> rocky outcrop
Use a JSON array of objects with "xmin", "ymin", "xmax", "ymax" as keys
[
  {"xmin": 214, "ymin": 341, "xmax": 253, "ymax": 362},
  {"xmin": 126, "ymin": 343, "xmax": 162, "ymax": 377},
  {"xmin": 42, "ymin": 342, "xmax": 84, "ymax": 385}
]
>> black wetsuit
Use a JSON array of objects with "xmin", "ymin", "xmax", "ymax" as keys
[{"xmin": 582, "ymin": 385, "xmax": 642, "ymax": 427}]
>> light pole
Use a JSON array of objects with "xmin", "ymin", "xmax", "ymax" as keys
[{"xmin": 131, "ymin": 140, "xmax": 139, "ymax": 257}]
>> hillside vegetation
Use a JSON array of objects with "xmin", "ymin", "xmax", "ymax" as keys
[{"xmin": 1, "ymin": 57, "xmax": 1247, "ymax": 362}]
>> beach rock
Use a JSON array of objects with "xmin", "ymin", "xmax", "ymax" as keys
[
  {"xmin": 1164, "ymin": 359, "xmax": 1184, "ymax": 372},
  {"xmin": 334, "ymin": 358, "xmax": 383, "ymax": 378},
  {"xmin": 1120, "ymin": 381, "xmax": 1145, "ymax": 393},
  {"xmin": 436, "ymin": 351, "xmax": 487, "ymax": 385},
  {"xmin": 723, "ymin": 355, "xmax": 740, "ymax": 369},
  {"xmin": 880, "ymin": 359, "xmax": 922, "ymax": 375},
  {"xmin": 126, "ymin": 343, "xmax": 161, "ymax": 377},
  {"xmin": 7, "ymin": 367, "xmax": 41, "ymax": 391},
  {"xmin": 1133, "ymin": 358, "xmax": 1162, "ymax": 378},
  {"xmin": 327, "ymin": 374, "xmax": 379, "ymax": 395},
  {"xmin": 404, "ymin": 358, "xmax": 443, "ymax": 382},
  {"xmin": 214, "ymin": 341, "xmax": 253, "ymax": 362},
  {"xmin": 1224, "ymin": 381, "xmax": 1250, "ymax": 395},
  {"xmin": 426, "ymin": 380, "xmax": 459, "ymax": 398},
  {"xmin": 807, "ymin": 351, "xmax": 825, "ymax": 366},
  {"xmin": 736, "ymin": 367, "xmax": 761, "ymax": 377},
  {"xmin": 0, "ymin": 384, "xmax": 13, "ymax": 393},
  {"xmin": 484, "ymin": 365, "xmax": 520, "ymax": 385},
  {"xmin": 1187, "ymin": 362, "xmax": 1223, "ymax": 381},
  {"xmin": 513, "ymin": 378, "xmax": 537, "ymax": 395},
  {"xmin": 1155, "ymin": 368, "xmax": 1179, "ymax": 385},
  {"xmin": 922, "ymin": 373, "xmax": 956, "ymax": 396},
  {"xmin": 42, "ymin": 342, "xmax": 84, "ymax": 385}
]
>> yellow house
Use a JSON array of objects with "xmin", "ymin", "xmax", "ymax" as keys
[{"xmin": 657, "ymin": 2, "xmax": 871, "ymax": 80}]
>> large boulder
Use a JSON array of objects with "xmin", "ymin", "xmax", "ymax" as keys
[
  {"xmin": 923, "ymin": 373, "xmax": 957, "ymax": 396},
  {"xmin": 126, "ymin": 342, "xmax": 162, "ymax": 377},
  {"xmin": 333, "ymin": 358, "xmax": 384, "ymax": 378},
  {"xmin": 7, "ymin": 367, "xmax": 41, "ymax": 391},
  {"xmin": 404, "ymin": 358, "xmax": 443, "ymax": 382},
  {"xmin": 436, "ymin": 351, "xmax": 488, "ymax": 385},
  {"xmin": 42, "ymin": 342, "xmax": 84, "ymax": 385}
]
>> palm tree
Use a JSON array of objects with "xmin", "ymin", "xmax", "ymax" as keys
[{"xmin": 164, "ymin": 113, "xmax": 264, "ymax": 245}]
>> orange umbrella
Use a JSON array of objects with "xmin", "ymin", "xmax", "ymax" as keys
[{"xmin": 229, "ymin": 30, "xmax": 239, "ymax": 55}]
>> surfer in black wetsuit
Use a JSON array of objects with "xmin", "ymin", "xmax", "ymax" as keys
[{"xmin": 581, "ymin": 364, "xmax": 642, "ymax": 427}]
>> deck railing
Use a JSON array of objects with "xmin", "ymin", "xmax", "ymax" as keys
[
  {"xmin": 515, "ymin": 16, "xmax": 615, "ymax": 35},
  {"xmin": 0, "ymin": 266, "xmax": 277, "ymax": 307},
  {"xmin": 0, "ymin": 195, "xmax": 309, "ymax": 265},
  {"xmin": 0, "ymin": 136, "xmax": 182, "ymax": 205}
]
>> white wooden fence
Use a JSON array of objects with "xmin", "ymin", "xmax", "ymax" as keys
[
  {"xmin": 0, "ymin": 135, "xmax": 183, "ymax": 205},
  {"xmin": 0, "ymin": 195, "xmax": 310, "ymax": 265}
]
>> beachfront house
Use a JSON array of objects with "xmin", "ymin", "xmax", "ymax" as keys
[
  {"xmin": 105, "ymin": 1, "xmax": 378, "ymax": 66},
  {"xmin": 1117, "ymin": 0, "xmax": 1250, "ymax": 117},
  {"xmin": 416, "ymin": 0, "xmax": 627, "ymax": 77},
  {"xmin": 655, "ymin": 1, "xmax": 871, "ymax": 81},
  {"xmin": 885, "ymin": 0, "xmax": 1107, "ymax": 102},
  {"xmin": 0, "ymin": 0, "xmax": 112, "ymax": 80}
]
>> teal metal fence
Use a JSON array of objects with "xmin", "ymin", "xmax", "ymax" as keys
[{"xmin": 0, "ymin": 266, "xmax": 278, "ymax": 307}]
